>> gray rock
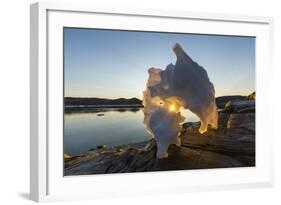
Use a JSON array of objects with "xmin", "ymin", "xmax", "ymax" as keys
[
  {"xmin": 96, "ymin": 145, "xmax": 107, "ymax": 149},
  {"xmin": 216, "ymin": 95, "xmax": 247, "ymax": 109},
  {"xmin": 223, "ymin": 100, "xmax": 255, "ymax": 113},
  {"xmin": 179, "ymin": 112, "xmax": 255, "ymax": 167},
  {"xmin": 64, "ymin": 140, "xmax": 157, "ymax": 176},
  {"xmin": 247, "ymin": 92, "xmax": 256, "ymax": 100}
]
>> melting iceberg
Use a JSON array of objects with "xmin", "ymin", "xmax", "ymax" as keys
[{"xmin": 143, "ymin": 43, "xmax": 218, "ymax": 158}]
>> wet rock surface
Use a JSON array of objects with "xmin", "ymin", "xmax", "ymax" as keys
[{"xmin": 64, "ymin": 97, "xmax": 255, "ymax": 176}]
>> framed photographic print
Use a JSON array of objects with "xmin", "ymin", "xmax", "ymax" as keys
[{"xmin": 30, "ymin": 2, "xmax": 274, "ymax": 202}]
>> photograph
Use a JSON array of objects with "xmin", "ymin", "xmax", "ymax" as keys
[{"xmin": 63, "ymin": 28, "xmax": 255, "ymax": 176}]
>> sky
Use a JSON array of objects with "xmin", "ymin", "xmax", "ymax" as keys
[{"xmin": 64, "ymin": 28, "xmax": 255, "ymax": 99}]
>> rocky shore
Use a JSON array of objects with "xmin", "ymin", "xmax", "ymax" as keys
[{"xmin": 64, "ymin": 93, "xmax": 255, "ymax": 176}]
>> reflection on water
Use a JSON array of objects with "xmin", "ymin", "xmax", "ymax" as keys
[
  {"xmin": 64, "ymin": 107, "xmax": 199, "ymax": 156},
  {"xmin": 64, "ymin": 106, "xmax": 142, "ymax": 114}
]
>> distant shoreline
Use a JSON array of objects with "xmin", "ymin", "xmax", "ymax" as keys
[
  {"xmin": 64, "ymin": 94, "xmax": 251, "ymax": 111},
  {"xmin": 65, "ymin": 97, "xmax": 142, "ymax": 105}
]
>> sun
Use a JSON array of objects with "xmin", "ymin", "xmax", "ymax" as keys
[{"xmin": 169, "ymin": 104, "xmax": 176, "ymax": 112}]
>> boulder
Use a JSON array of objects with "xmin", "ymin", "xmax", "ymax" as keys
[
  {"xmin": 223, "ymin": 100, "xmax": 255, "ymax": 113},
  {"xmin": 216, "ymin": 95, "xmax": 247, "ymax": 109},
  {"xmin": 64, "ymin": 153, "xmax": 71, "ymax": 160},
  {"xmin": 96, "ymin": 145, "xmax": 107, "ymax": 149},
  {"xmin": 247, "ymin": 92, "xmax": 256, "ymax": 100}
]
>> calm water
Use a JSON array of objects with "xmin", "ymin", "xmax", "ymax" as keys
[{"xmin": 64, "ymin": 108, "xmax": 199, "ymax": 156}]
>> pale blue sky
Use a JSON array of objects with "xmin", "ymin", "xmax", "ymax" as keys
[{"xmin": 64, "ymin": 28, "xmax": 255, "ymax": 98}]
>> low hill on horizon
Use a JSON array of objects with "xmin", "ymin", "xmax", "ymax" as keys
[{"xmin": 65, "ymin": 97, "xmax": 142, "ymax": 106}]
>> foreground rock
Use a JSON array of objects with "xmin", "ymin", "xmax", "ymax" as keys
[
  {"xmin": 64, "ymin": 97, "xmax": 255, "ymax": 176},
  {"xmin": 64, "ymin": 141, "xmax": 157, "ymax": 175}
]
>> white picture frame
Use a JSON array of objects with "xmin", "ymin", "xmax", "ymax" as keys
[{"xmin": 30, "ymin": 2, "xmax": 274, "ymax": 202}]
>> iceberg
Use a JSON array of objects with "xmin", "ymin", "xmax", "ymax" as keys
[{"xmin": 143, "ymin": 43, "xmax": 218, "ymax": 158}]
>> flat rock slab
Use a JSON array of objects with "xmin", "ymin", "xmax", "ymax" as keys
[
  {"xmin": 154, "ymin": 145, "xmax": 244, "ymax": 171},
  {"xmin": 64, "ymin": 140, "xmax": 157, "ymax": 176}
]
